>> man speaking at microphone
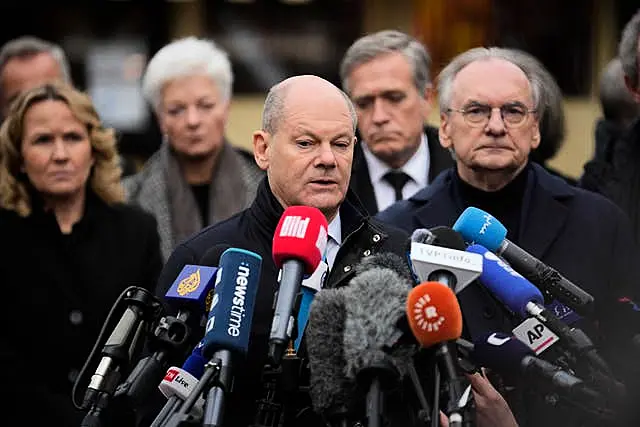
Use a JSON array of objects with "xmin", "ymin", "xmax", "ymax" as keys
[
  {"xmin": 153, "ymin": 75, "xmax": 409, "ymax": 427},
  {"xmin": 376, "ymin": 47, "xmax": 640, "ymax": 426}
]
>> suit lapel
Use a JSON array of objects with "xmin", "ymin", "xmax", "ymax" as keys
[
  {"xmin": 519, "ymin": 166, "xmax": 570, "ymax": 259},
  {"xmin": 410, "ymin": 188, "xmax": 461, "ymax": 230},
  {"xmin": 425, "ymin": 125, "xmax": 455, "ymax": 182},
  {"xmin": 350, "ymin": 141, "xmax": 379, "ymax": 215}
]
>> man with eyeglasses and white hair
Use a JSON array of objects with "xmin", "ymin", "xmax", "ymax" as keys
[{"xmin": 377, "ymin": 47, "xmax": 640, "ymax": 427}]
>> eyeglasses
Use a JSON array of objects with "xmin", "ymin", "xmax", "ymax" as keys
[{"xmin": 446, "ymin": 103, "xmax": 537, "ymax": 128}]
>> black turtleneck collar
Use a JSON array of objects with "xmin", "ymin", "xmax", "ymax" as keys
[
  {"xmin": 248, "ymin": 177, "xmax": 285, "ymax": 242},
  {"xmin": 249, "ymin": 176, "xmax": 369, "ymax": 242},
  {"xmin": 453, "ymin": 163, "xmax": 531, "ymax": 243}
]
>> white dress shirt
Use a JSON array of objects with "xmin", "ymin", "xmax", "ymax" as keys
[
  {"xmin": 325, "ymin": 212, "xmax": 342, "ymax": 270},
  {"xmin": 361, "ymin": 134, "xmax": 431, "ymax": 212}
]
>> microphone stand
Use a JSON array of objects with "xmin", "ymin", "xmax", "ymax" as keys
[
  {"xmin": 162, "ymin": 350, "xmax": 232, "ymax": 427},
  {"xmin": 81, "ymin": 287, "xmax": 159, "ymax": 427},
  {"xmin": 114, "ymin": 311, "xmax": 194, "ymax": 409},
  {"xmin": 203, "ymin": 350, "xmax": 233, "ymax": 427}
]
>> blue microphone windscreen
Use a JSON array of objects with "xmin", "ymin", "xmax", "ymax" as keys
[
  {"xmin": 201, "ymin": 248, "xmax": 262, "ymax": 360},
  {"xmin": 466, "ymin": 244, "xmax": 544, "ymax": 317},
  {"xmin": 182, "ymin": 351, "xmax": 206, "ymax": 379},
  {"xmin": 165, "ymin": 265, "xmax": 219, "ymax": 313},
  {"xmin": 453, "ymin": 207, "xmax": 507, "ymax": 252},
  {"xmin": 472, "ymin": 331, "xmax": 534, "ymax": 378}
]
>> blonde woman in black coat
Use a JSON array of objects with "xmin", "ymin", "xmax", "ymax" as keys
[{"xmin": 0, "ymin": 82, "xmax": 163, "ymax": 426}]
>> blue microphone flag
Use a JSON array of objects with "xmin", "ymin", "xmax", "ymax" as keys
[{"xmin": 165, "ymin": 265, "xmax": 219, "ymax": 313}]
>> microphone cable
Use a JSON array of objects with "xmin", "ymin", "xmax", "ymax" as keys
[{"xmin": 71, "ymin": 286, "xmax": 163, "ymax": 410}]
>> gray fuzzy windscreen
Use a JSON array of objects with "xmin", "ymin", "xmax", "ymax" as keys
[
  {"xmin": 354, "ymin": 252, "xmax": 416, "ymax": 285},
  {"xmin": 342, "ymin": 267, "xmax": 414, "ymax": 380},
  {"xmin": 306, "ymin": 288, "xmax": 354, "ymax": 413}
]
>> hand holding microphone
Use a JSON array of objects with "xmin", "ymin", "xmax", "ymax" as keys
[{"xmin": 465, "ymin": 371, "xmax": 518, "ymax": 427}]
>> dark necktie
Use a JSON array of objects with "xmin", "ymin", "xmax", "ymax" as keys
[{"xmin": 383, "ymin": 170, "xmax": 411, "ymax": 201}]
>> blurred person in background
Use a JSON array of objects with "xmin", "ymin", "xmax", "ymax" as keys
[
  {"xmin": 516, "ymin": 49, "xmax": 577, "ymax": 185},
  {"xmin": 124, "ymin": 36, "xmax": 263, "ymax": 262},
  {"xmin": 0, "ymin": 35, "xmax": 138, "ymax": 176},
  {"xmin": 0, "ymin": 35, "xmax": 70, "ymax": 118},
  {"xmin": 339, "ymin": 30, "xmax": 454, "ymax": 215},
  {"xmin": 594, "ymin": 57, "xmax": 640, "ymax": 162},
  {"xmin": 580, "ymin": 9, "xmax": 640, "ymax": 244},
  {"xmin": 581, "ymin": 57, "xmax": 640, "ymax": 193},
  {"xmin": 0, "ymin": 82, "xmax": 162, "ymax": 426}
]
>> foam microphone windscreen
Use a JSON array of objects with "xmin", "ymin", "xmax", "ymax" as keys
[
  {"xmin": 411, "ymin": 228, "xmax": 435, "ymax": 244},
  {"xmin": 471, "ymin": 331, "xmax": 534, "ymax": 379},
  {"xmin": 354, "ymin": 252, "xmax": 416, "ymax": 285},
  {"xmin": 406, "ymin": 281, "xmax": 463, "ymax": 347},
  {"xmin": 452, "ymin": 207, "xmax": 507, "ymax": 251},
  {"xmin": 272, "ymin": 205, "xmax": 328, "ymax": 275},
  {"xmin": 465, "ymin": 244, "xmax": 544, "ymax": 317},
  {"xmin": 182, "ymin": 343, "xmax": 207, "ymax": 379},
  {"xmin": 306, "ymin": 288, "xmax": 351, "ymax": 415},
  {"xmin": 343, "ymin": 267, "xmax": 414, "ymax": 379}
]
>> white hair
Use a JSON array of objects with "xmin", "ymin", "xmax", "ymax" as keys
[{"xmin": 142, "ymin": 36, "xmax": 233, "ymax": 111}]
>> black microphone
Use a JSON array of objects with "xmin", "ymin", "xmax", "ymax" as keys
[
  {"xmin": 466, "ymin": 243, "xmax": 615, "ymax": 379},
  {"xmin": 117, "ymin": 245, "xmax": 230, "ymax": 410},
  {"xmin": 79, "ymin": 286, "xmax": 161, "ymax": 426},
  {"xmin": 453, "ymin": 207, "xmax": 594, "ymax": 316},
  {"xmin": 471, "ymin": 331, "xmax": 609, "ymax": 413}
]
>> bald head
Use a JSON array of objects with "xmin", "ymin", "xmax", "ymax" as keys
[{"xmin": 262, "ymin": 75, "xmax": 357, "ymax": 135}]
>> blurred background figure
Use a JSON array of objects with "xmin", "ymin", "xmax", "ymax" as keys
[
  {"xmin": 0, "ymin": 35, "xmax": 70, "ymax": 119},
  {"xmin": 579, "ymin": 9, "xmax": 640, "ymax": 244},
  {"xmin": 123, "ymin": 36, "xmax": 263, "ymax": 262},
  {"xmin": 593, "ymin": 57, "xmax": 640, "ymax": 163},
  {"xmin": 0, "ymin": 35, "xmax": 138, "ymax": 176},
  {"xmin": 0, "ymin": 82, "xmax": 162, "ymax": 426},
  {"xmin": 516, "ymin": 49, "xmax": 576, "ymax": 185},
  {"xmin": 340, "ymin": 30, "xmax": 454, "ymax": 215}
]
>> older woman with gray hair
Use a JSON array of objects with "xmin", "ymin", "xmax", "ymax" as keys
[{"xmin": 124, "ymin": 37, "xmax": 263, "ymax": 262}]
